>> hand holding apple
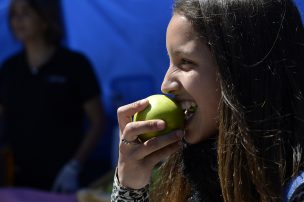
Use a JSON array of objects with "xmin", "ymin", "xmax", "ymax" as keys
[
  {"xmin": 133, "ymin": 94, "xmax": 185, "ymax": 142},
  {"xmin": 117, "ymin": 98, "xmax": 184, "ymax": 189}
]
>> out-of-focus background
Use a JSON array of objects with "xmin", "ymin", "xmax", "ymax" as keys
[
  {"xmin": 0, "ymin": 0, "xmax": 303, "ymax": 201},
  {"xmin": 0, "ymin": 0, "xmax": 172, "ymax": 177},
  {"xmin": 0, "ymin": 0, "xmax": 173, "ymax": 201}
]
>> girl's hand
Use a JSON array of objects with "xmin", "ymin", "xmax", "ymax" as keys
[{"xmin": 117, "ymin": 99, "xmax": 183, "ymax": 189}]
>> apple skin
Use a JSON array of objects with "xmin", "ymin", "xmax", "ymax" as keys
[{"xmin": 133, "ymin": 94, "xmax": 185, "ymax": 142}]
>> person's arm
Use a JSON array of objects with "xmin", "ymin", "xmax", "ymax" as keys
[
  {"xmin": 73, "ymin": 95, "xmax": 105, "ymax": 164},
  {"xmin": 0, "ymin": 65, "xmax": 5, "ymax": 146},
  {"xmin": 0, "ymin": 105, "xmax": 4, "ymax": 146},
  {"xmin": 52, "ymin": 96, "xmax": 105, "ymax": 193}
]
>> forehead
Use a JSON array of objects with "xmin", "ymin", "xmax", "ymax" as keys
[
  {"xmin": 167, "ymin": 14, "xmax": 197, "ymax": 42},
  {"xmin": 166, "ymin": 14, "xmax": 205, "ymax": 55}
]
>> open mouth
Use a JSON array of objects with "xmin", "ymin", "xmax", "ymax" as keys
[{"xmin": 180, "ymin": 101, "xmax": 197, "ymax": 122}]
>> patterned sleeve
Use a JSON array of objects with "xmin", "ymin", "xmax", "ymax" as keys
[{"xmin": 111, "ymin": 170, "xmax": 150, "ymax": 202}]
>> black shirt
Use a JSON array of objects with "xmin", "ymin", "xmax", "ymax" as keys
[{"xmin": 0, "ymin": 47, "xmax": 100, "ymax": 188}]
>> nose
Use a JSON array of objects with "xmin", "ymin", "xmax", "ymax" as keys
[{"xmin": 161, "ymin": 67, "xmax": 179, "ymax": 95}]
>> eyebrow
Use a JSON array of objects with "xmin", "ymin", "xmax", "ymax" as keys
[{"xmin": 172, "ymin": 48, "xmax": 194, "ymax": 56}]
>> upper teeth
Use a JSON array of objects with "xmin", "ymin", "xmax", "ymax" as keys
[{"xmin": 181, "ymin": 101, "xmax": 197, "ymax": 111}]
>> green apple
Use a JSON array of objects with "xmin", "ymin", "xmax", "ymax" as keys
[{"xmin": 133, "ymin": 94, "xmax": 185, "ymax": 142}]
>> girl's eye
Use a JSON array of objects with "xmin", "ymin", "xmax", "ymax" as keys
[
  {"xmin": 180, "ymin": 59, "xmax": 195, "ymax": 70},
  {"xmin": 181, "ymin": 59, "xmax": 192, "ymax": 65}
]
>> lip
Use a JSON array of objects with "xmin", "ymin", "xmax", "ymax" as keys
[
  {"xmin": 175, "ymin": 97, "xmax": 196, "ymax": 108},
  {"xmin": 174, "ymin": 96, "xmax": 191, "ymax": 103}
]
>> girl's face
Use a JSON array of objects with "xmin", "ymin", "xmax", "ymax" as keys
[
  {"xmin": 9, "ymin": 0, "xmax": 47, "ymax": 43},
  {"xmin": 162, "ymin": 13, "xmax": 221, "ymax": 144}
]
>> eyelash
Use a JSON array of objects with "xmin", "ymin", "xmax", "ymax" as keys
[
  {"xmin": 181, "ymin": 59, "xmax": 192, "ymax": 64},
  {"xmin": 179, "ymin": 59, "xmax": 195, "ymax": 70}
]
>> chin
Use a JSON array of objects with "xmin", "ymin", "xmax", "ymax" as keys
[
  {"xmin": 183, "ymin": 116, "xmax": 205, "ymax": 144},
  {"xmin": 183, "ymin": 129, "xmax": 203, "ymax": 144}
]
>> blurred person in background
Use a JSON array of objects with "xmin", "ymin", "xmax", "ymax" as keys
[{"xmin": 0, "ymin": 0, "xmax": 106, "ymax": 193}]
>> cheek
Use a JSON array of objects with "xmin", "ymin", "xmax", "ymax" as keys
[
  {"xmin": 195, "ymin": 75, "xmax": 221, "ymax": 119},
  {"xmin": 203, "ymin": 85, "xmax": 220, "ymax": 116},
  {"xmin": 183, "ymin": 72, "xmax": 202, "ymax": 94},
  {"xmin": 183, "ymin": 70, "xmax": 220, "ymax": 112},
  {"xmin": 188, "ymin": 74, "xmax": 213, "ymax": 101}
]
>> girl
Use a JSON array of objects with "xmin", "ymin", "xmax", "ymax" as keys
[{"xmin": 112, "ymin": 0, "xmax": 304, "ymax": 201}]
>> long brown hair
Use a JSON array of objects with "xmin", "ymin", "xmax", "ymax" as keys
[
  {"xmin": 150, "ymin": 152, "xmax": 191, "ymax": 202},
  {"xmin": 151, "ymin": 0, "xmax": 304, "ymax": 201}
]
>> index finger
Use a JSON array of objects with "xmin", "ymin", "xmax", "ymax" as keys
[{"xmin": 117, "ymin": 99, "xmax": 149, "ymax": 133}]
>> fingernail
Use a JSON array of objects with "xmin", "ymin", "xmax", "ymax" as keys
[
  {"xmin": 157, "ymin": 121, "xmax": 165, "ymax": 129},
  {"xmin": 139, "ymin": 99, "xmax": 148, "ymax": 104}
]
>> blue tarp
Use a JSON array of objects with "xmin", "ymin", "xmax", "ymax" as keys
[
  {"xmin": 62, "ymin": 0, "xmax": 173, "ymax": 118},
  {"xmin": 294, "ymin": 0, "xmax": 304, "ymax": 21},
  {"xmin": 0, "ymin": 0, "xmax": 21, "ymax": 64}
]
